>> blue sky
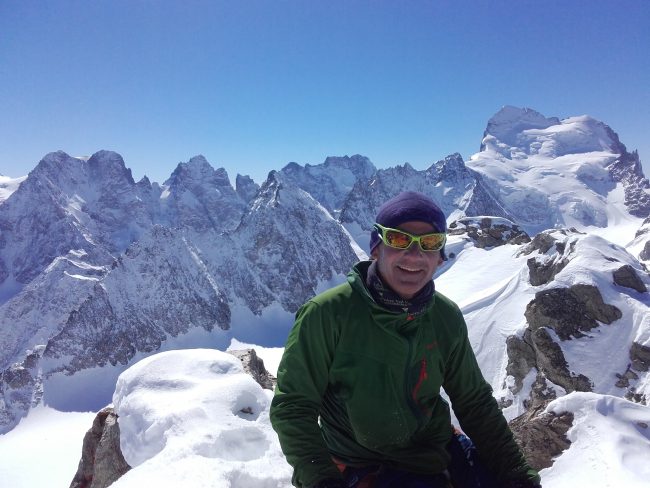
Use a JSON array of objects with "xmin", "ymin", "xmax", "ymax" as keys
[{"xmin": 1, "ymin": 0, "xmax": 649, "ymax": 184}]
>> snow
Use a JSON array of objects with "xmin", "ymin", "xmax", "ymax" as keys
[
  {"xmin": 0, "ymin": 174, "xmax": 27, "ymax": 203},
  {"xmin": 542, "ymin": 393, "xmax": 650, "ymax": 487},
  {"xmin": 111, "ymin": 349, "xmax": 292, "ymax": 487},
  {"xmin": 0, "ymin": 405, "xmax": 96, "ymax": 488},
  {"xmin": 468, "ymin": 109, "xmax": 648, "ymax": 238}
]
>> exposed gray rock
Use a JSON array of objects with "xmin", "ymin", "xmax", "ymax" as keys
[
  {"xmin": 527, "ymin": 256, "xmax": 568, "ymax": 286},
  {"xmin": 505, "ymin": 335, "xmax": 536, "ymax": 393},
  {"xmin": 526, "ymin": 328, "xmax": 592, "ymax": 393},
  {"xmin": 447, "ymin": 217, "xmax": 530, "ymax": 248},
  {"xmin": 605, "ymin": 130, "xmax": 650, "ymax": 218},
  {"xmin": 524, "ymin": 284, "xmax": 622, "ymax": 340},
  {"xmin": 69, "ymin": 407, "xmax": 130, "ymax": 488},
  {"xmin": 227, "ymin": 348, "xmax": 276, "ymax": 390},
  {"xmin": 641, "ymin": 241, "xmax": 650, "ymax": 261},
  {"xmin": 279, "ymin": 155, "xmax": 377, "ymax": 215},
  {"xmin": 519, "ymin": 233, "xmax": 556, "ymax": 256},
  {"xmin": 235, "ymin": 174, "xmax": 260, "ymax": 203},
  {"xmin": 524, "ymin": 373, "xmax": 561, "ymax": 412},
  {"xmin": 509, "ymin": 399, "xmax": 574, "ymax": 471},
  {"xmin": 0, "ymin": 348, "xmax": 43, "ymax": 434},
  {"xmin": 613, "ymin": 265, "xmax": 647, "ymax": 292},
  {"xmin": 517, "ymin": 229, "xmax": 583, "ymax": 257},
  {"xmin": 630, "ymin": 342, "xmax": 650, "ymax": 372},
  {"xmin": 615, "ymin": 365, "xmax": 639, "ymax": 388}
]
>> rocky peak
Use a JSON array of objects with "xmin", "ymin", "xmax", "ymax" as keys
[
  {"xmin": 162, "ymin": 156, "xmax": 245, "ymax": 232},
  {"xmin": 235, "ymin": 174, "xmax": 259, "ymax": 204},
  {"xmin": 277, "ymin": 155, "xmax": 377, "ymax": 215},
  {"xmin": 30, "ymin": 151, "xmax": 87, "ymax": 182},
  {"xmin": 87, "ymin": 151, "xmax": 135, "ymax": 186},
  {"xmin": 232, "ymin": 175, "xmax": 361, "ymax": 312},
  {"xmin": 602, "ymin": 126, "xmax": 650, "ymax": 217},
  {"xmin": 166, "ymin": 155, "xmax": 230, "ymax": 189},
  {"xmin": 322, "ymin": 154, "xmax": 376, "ymax": 178}
]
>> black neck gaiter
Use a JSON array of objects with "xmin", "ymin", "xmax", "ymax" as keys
[{"xmin": 365, "ymin": 260, "xmax": 434, "ymax": 316}]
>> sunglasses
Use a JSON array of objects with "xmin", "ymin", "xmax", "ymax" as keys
[{"xmin": 374, "ymin": 223, "xmax": 446, "ymax": 252}]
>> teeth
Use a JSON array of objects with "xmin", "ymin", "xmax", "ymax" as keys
[{"xmin": 399, "ymin": 266, "xmax": 420, "ymax": 272}]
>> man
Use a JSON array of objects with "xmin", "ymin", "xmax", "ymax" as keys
[{"xmin": 270, "ymin": 192, "xmax": 541, "ymax": 488}]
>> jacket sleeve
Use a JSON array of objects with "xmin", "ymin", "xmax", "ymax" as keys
[
  {"xmin": 442, "ymin": 309, "xmax": 540, "ymax": 485},
  {"xmin": 270, "ymin": 301, "xmax": 344, "ymax": 488}
]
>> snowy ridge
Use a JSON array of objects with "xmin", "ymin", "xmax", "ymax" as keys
[
  {"xmin": 279, "ymin": 155, "xmax": 376, "ymax": 216},
  {"xmin": 0, "ymin": 174, "xmax": 26, "ymax": 204}
]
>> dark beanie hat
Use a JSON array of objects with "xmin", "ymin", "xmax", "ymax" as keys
[{"xmin": 369, "ymin": 191, "xmax": 447, "ymax": 259}]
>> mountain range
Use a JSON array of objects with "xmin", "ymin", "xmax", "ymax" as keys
[{"xmin": 0, "ymin": 105, "xmax": 648, "ymax": 437}]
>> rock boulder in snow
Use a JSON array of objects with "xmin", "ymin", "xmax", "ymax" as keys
[
  {"xmin": 227, "ymin": 348, "xmax": 276, "ymax": 390},
  {"xmin": 508, "ymin": 400, "xmax": 574, "ymax": 471},
  {"xmin": 630, "ymin": 342, "xmax": 650, "ymax": 373},
  {"xmin": 447, "ymin": 216, "xmax": 530, "ymax": 248},
  {"xmin": 613, "ymin": 265, "xmax": 647, "ymax": 293},
  {"xmin": 69, "ymin": 407, "xmax": 130, "ymax": 488},
  {"xmin": 524, "ymin": 284, "xmax": 622, "ymax": 340}
]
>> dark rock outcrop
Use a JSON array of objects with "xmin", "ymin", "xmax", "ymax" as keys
[
  {"xmin": 69, "ymin": 407, "xmax": 130, "ymax": 488},
  {"xmin": 0, "ymin": 348, "xmax": 43, "ymax": 433},
  {"xmin": 524, "ymin": 284, "xmax": 622, "ymax": 340},
  {"xmin": 505, "ymin": 335, "xmax": 537, "ymax": 393},
  {"xmin": 527, "ymin": 256, "xmax": 568, "ymax": 286},
  {"xmin": 525, "ymin": 328, "xmax": 592, "ymax": 393},
  {"xmin": 505, "ymin": 283, "xmax": 624, "ymax": 401},
  {"xmin": 447, "ymin": 217, "xmax": 530, "ymax": 248},
  {"xmin": 641, "ymin": 241, "xmax": 650, "ymax": 261},
  {"xmin": 613, "ymin": 265, "xmax": 647, "ymax": 293},
  {"xmin": 630, "ymin": 342, "xmax": 650, "ymax": 372},
  {"xmin": 517, "ymin": 229, "xmax": 585, "ymax": 286},
  {"xmin": 509, "ymin": 400, "xmax": 574, "ymax": 471}
]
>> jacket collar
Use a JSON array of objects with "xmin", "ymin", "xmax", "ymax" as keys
[{"xmin": 347, "ymin": 261, "xmax": 436, "ymax": 334}]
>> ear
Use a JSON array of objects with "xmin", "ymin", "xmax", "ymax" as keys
[
  {"xmin": 437, "ymin": 255, "xmax": 444, "ymax": 265},
  {"xmin": 370, "ymin": 247, "xmax": 379, "ymax": 260}
]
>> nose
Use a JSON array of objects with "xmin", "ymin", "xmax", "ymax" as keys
[{"xmin": 404, "ymin": 241, "xmax": 424, "ymax": 256}]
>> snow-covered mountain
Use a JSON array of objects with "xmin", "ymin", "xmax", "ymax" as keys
[
  {"xmin": 339, "ymin": 153, "xmax": 512, "ymax": 248},
  {"xmin": 1, "ymin": 106, "xmax": 649, "ymax": 443},
  {"xmin": 278, "ymin": 155, "xmax": 376, "ymax": 216},
  {"xmin": 469, "ymin": 106, "xmax": 649, "ymax": 237}
]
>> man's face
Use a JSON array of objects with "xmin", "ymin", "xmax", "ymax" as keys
[{"xmin": 371, "ymin": 221, "xmax": 444, "ymax": 299}]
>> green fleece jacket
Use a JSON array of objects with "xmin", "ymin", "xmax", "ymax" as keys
[{"xmin": 270, "ymin": 261, "xmax": 539, "ymax": 487}]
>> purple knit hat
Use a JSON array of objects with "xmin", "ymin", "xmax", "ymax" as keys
[{"xmin": 369, "ymin": 191, "xmax": 447, "ymax": 259}]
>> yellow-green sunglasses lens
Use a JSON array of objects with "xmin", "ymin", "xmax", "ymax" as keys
[
  {"xmin": 419, "ymin": 233, "xmax": 446, "ymax": 251},
  {"xmin": 376, "ymin": 224, "xmax": 446, "ymax": 252}
]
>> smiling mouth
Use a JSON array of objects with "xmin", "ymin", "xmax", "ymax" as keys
[{"xmin": 397, "ymin": 265, "xmax": 422, "ymax": 273}]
